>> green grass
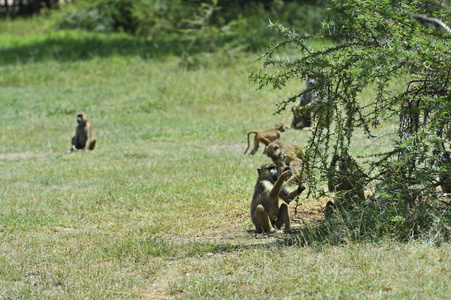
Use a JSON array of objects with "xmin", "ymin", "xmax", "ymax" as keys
[{"xmin": 1, "ymin": 21, "xmax": 450, "ymax": 299}]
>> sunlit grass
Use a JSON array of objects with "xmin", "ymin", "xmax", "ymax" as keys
[{"xmin": 0, "ymin": 25, "xmax": 449, "ymax": 299}]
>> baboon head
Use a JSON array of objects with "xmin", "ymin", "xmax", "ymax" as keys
[
  {"xmin": 266, "ymin": 143, "xmax": 282, "ymax": 161},
  {"xmin": 306, "ymin": 77, "xmax": 316, "ymax": 88},
  {"xmin": 275, "ymin": 123, "xmax": 286, "ymax": 133},
  {"xmin": 77, "ymin": 112, "xmax": 88, "ymax": 124},
  {"xmin": 257, "ymin": 163, "xmax": 279, "ymax": 183}
]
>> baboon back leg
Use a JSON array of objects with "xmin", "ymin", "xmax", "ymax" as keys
[
  {"xmin": 260, "ymin": 137, "xmax": 271, "ymax": 154},
  {"xmin": 291, "ymin": 114, "xmax": 302, "ymax": 129},
  {"xmin": 253, "ymin": 204, "xmax": 275, "ymax": 233},
  {"xmin": 249, "ymin": 136, "xmax": 260, "ymax": 155},
  {"xmin": 88, "ymin": 139, "xmax": 96, "ymax": 150},
  {"xmin": 71, "ymin": 136, "xmax": 76, "ymax": 151},
  {"xmin": 275, "ymin": 203, "xmax": 290, "ymax": 230}
]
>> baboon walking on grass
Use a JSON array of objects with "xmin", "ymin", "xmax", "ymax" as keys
[{"xmin": 243, "ymin": 123, "xmax": 286, "ymax": 156}]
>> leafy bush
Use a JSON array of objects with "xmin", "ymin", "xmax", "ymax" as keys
[
  {"xmin": 54, "ymin": 0, "xmax": 189, "ymax": 34},
  {"xmin": 52, "ymin": 0, "xmax": 328, "ymax": 53},
  {"xmin": 56, "ymin": 8, "xmax": 114, "ymax": 32}
]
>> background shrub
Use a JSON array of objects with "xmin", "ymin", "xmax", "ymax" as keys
[{"xmin": 51, "ymin": 0, "xmax": 328, "ymax": 52}]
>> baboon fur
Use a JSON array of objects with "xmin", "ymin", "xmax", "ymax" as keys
[
  {"xmin": 250, "ymin": 163, "xmax": 305, "ymax": 233},
  {"xmin": 71, "ymin": 112, "xmax": 96, "ymax": 151},
  {"xmin": 244, "ymin": 123, "xmax": 286, "ymax": 156},
  {"xmin": 328, "ymin": 149, "xmax": 365, "ymax": 209},
  {"xmin": 291, "ymin": 77, "xmax": 316, "ymax": 130},
  {"xmin": 266, "ymin": 141, "xmax": 305, "ymax": 185}
]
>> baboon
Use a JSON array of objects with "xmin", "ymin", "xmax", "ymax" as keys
[
  {"xmin": 291, "ymin": 77, "xmax": 316, "ymax": 130},
  {"xmin": 250, "ymin": 163, "xmax": 306, "ymax": 233},
  {"xmin": 266, "ymin": 141, "xmax": 305, "ymax": 185},
  {"xmin": 243, "ymin": 123, "xmax": 285, "ymax": 156},
  {"xmin": 328, "ymin": 149, "xmax": 365, "ymax": 208},
  {"xmin": 324, "ymin": 200, "xmax": 336, "ymax": 219},
  {"xmin": 414, "ymin": 14, "xmax": 451, "ymax": 33},
  {"xmin": 71, "ymin": 112, "xmax": 96, "ymax": 151},
  {"xmin": 439, "ymin": 150, "xmax": 451, "ymax": 194},
  {"xmin": 266, "ymin": 141, "xmax": 304, "ymax": 161}
]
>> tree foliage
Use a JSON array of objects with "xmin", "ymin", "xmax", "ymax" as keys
[
  {"xmin": 50, "ymin": 0, "xmax": 327, "ymax": 53},
  {"xmin": 251, "ymin": 0, "xmax": 450, "ymax": 242},
  {"xmin": 1, "ymin": 0, "xmax": 60, "ymax": 18}
]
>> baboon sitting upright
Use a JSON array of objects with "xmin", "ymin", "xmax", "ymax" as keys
[
  {"xmin": 71, "ymin": 112, "xmax": 96, "ymax": 151},
  {"xmin": 439, "ymin": 150, "xmax": 451, "ymax": 194},
  {"xmin": 243, "ymin": 123, "xmax": 286, "ymax": 156},
  {"xmin": 250, "ymin": 163, "xmax": 306, "ymax": 233},
  {"xmin": 328, "ymin": 149, "xmax": 366, "ymax": 208},
  {"xmin": 291, "ymin": 77, "xmax": 316, "ymax": 130}
]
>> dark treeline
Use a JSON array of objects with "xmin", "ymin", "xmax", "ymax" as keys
[
  {"xmin": 1, "ymin": 1, "xmax": 324, "ymax": 17},
  {"xmin": 1, "ymin": 0, "xmax": 328, "ymax": 32},
  {"xmin": 1, "ymin": 0, "xmax": 65, "ymax": 17},
  {"xmin": 0, "ymin": 0, "xmax": 328, "ymax": 53},
  {"xmin": 0, "ymin": 0, "xmax": 329, "ymax": 65}
]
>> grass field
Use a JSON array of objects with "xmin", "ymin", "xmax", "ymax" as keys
[{"xmin": 0, "ymin": 19, "xmax": 450, "ymax": 299}]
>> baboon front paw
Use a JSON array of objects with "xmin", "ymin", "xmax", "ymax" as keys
[
  {"xmin": 281, "ymin": 170, "xmax": 292, "ymax": 178},
  {"xmin": 298, "ymin": 185, "xmax": 306, "ymax": 193}
]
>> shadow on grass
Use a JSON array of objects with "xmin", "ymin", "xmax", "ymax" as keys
[
  {"xmin": 0, "ymin": 31, "xmax": 230, "ymax": 65},
  {"xmin": 100, "ymin": 222, "xmax": 339, "ymax": 262},
  {"xmin": 173, "ymin": 224, "xmax": 337, "ymax": 257}
]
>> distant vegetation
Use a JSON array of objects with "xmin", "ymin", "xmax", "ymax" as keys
[{"xmin": 1, "ymin": 0, "xmax": 329, "ymax": 54}]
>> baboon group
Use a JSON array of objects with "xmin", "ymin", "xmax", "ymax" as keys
[
  {"xmin": 244, "ymin": 123, "xmax": 366, "ymax": 233},
  {"xmin": 246, "ymin": 74, "xmax": 451, "ymax": 234},
  {"xmin": 244, "ymin": 121, "xmax": 306, "ymax": 233},
  {"xmin": 244, "ymin": 78, "xmax": 320, "ymax": 233},
  {"xmin": 244, "ymin": 77, "xmax": 372, "ymax": 233},
  {"xmin": 70, "ymin": 75, "xmax": 449, "ymax": 236}
]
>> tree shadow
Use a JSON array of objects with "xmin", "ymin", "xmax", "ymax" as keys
[{"xmin": 0, "ymin": 32, "xmax": 223, "ymax": 65}]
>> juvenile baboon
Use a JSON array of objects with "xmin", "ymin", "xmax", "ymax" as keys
[
  {"xmin": 291, "ymin": 77, "xmax": 316, "ymax": 130},
  {"xmin": 266, "ymin": 141, "xmax": 304, "ymax": 161},
  {"xmin": 243, "ymin": 123, "xmax": 285, "ymax": 156},
  {"xmin": 71, "ymin": 112, "xmax": 96, "ymax": 151},
  {"xmin": 250, "ymin": 163, "xmax": 306, "ymax": 233},
  {"xmin": 328, "ymin": 149, "xmax": 365, "ymax": 208},
  {"xmin": 266, "ymin": 141, "xmax": 305, "ymax": 185}
]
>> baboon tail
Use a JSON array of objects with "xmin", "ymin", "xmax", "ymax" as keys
[{"xmin": 243, "ymin": 131, "xmax": 256, "ymax": 155}]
